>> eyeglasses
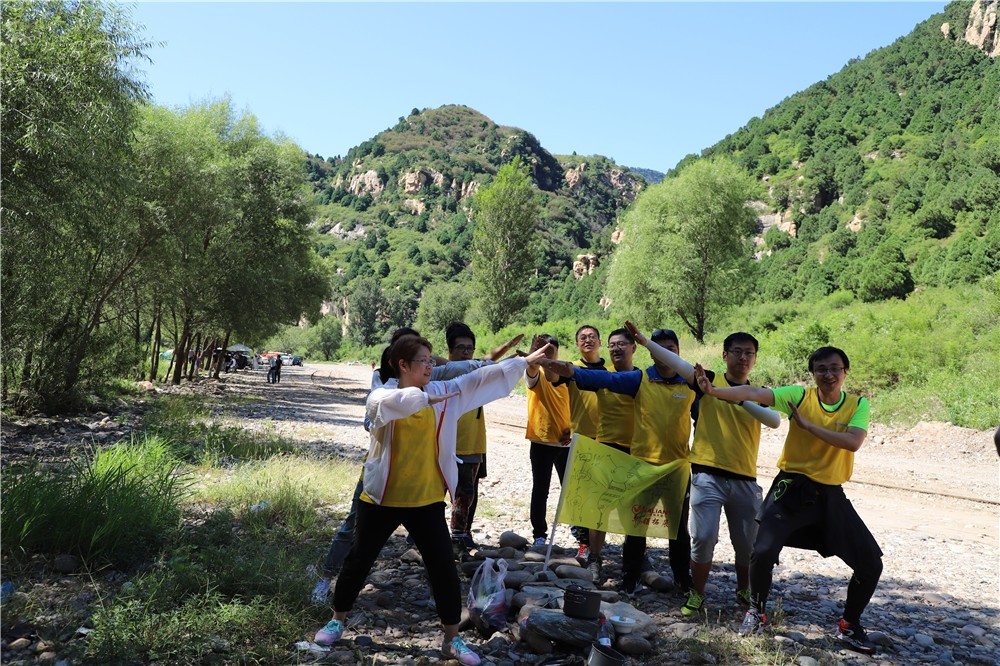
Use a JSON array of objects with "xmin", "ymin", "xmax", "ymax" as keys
[
  {"xmin": 577, "ymin": 334, "xmax": 599, "ymax": 342},
  {"xmin": 409, "ymin": 357, "xmax": 435, "ymax": 367},
  {"xmin": 451, "ymin": 345, "xmax": 475, "ymax": 353},
  {"xmin": 651, "ymin": 329, "xmax": 675, "ymax": 341},
  {"xmin": 813, "ymin": 366, "xmax": 844, "ymax": 377},
  {"xmin": 725, "ymin": 349, "xmax": 757, "ymax": 359},
  {"xmin": 607, "ymin": 342, "xmax": 632, "ymax": 350}
]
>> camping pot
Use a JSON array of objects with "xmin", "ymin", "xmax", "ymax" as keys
[
  {"xmin": 563, "ymin": 584, "xmax": 602, "ymax": 620},
  {"xmin": 587, "ymin": 642, "xmax": 625, "ymax": 666}
]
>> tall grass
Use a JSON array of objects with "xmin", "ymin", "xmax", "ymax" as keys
[
  {"xmin": 192, "ymin": 455, "xmax": 358, "ymax": 535},
  {"xmin": 1, "ymin": 434, "xmax": 186, "ymax": 567},
  {"xmin": 145, "ymin": 394, "xmax": 299, "ymax": 461},
  {"xmin": 86, "ymin": 592, "xmax": 311, "ymax": 665}
]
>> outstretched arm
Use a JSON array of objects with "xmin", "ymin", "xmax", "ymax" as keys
[
  {"xmin": 366, "ymin": 386, "xmax": 429, "ymax": 430},
  {"xmin": 741, "ymin": 400, "xmax": 782, "ymax": 429},
  {"xmin": 448, "ymin": 344, "xmax": 552, "ymax": 414},
  {"xmin": 625, "ymin": 320, "xmax": 696, "ymax": 383},
  {"xmin": 694, "ymin": 364, "xmax": 775, "ymax": 406},
  {"xmin": 483, "ymin": 333, "xmax": 525, "ymax": 361}
]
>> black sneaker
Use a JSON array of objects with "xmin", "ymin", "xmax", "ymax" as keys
[
  {"xmin": 836, "ymin": 618, "xmax": 875, "ymax": 654},
  {"xmin": 587, "ymin": 555, "xmax": 603, "ymax": 582},
  {"xmin": 620, "ymin": 578, "xmax": 642, "ymax": 597}
]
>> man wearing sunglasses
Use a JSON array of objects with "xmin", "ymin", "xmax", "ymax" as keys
[
  {"xmin": 693, "ymin": 346, "xmax": 881, "ymax": 655},
  {"xmin": 624, "ymin": 323, "xmax": 780, "ymax": 618}
]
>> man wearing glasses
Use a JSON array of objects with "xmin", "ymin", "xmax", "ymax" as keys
[
  {"xmin": 624, "ymin": 324, "xmax": 780, "ymax": 618},
  {"xmin": 693, "ymin": 346, "xmax": 881, "ymax": 655},
  {"xmin": 543, "ymin": 327, "xmax": 693, "ymax": 593},
  {"xmin": 446, "ymin": 322, "xmax": 491, "ymax": 556},
  {"xmin": 558, "ymin": 325, "xmax": 607, "ymax": 560}
]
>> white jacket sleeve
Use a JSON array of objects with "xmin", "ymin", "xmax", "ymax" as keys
[
  {"xmin": 644, "ymin": 341, "xmax": 696, "ymax": 383},
  {"xmin": 441, "ymin": 357, "xmax": 527, "ymax": 416},
  {"xmin": 367, "ymin": 386, "xmax": 430, "ymax": 430}
]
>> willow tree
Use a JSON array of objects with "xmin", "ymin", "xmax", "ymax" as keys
[
  {"xmin": 470, "ymin": 157, "xmax": 538, "ymax": 333},
  {"xmin": 1, "ymin": 0, "xmax": 152, "ymax": 408},
  {"xmin": 605, "ymin": 158, "xmax": 757, "ymax": 343},
  {"xmin": 134, "ymin": 100, "xmax": 329, "ymax": 383}
]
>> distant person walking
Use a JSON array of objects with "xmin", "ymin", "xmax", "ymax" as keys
[{"xmin": 273, "ymin": 354, "xmax": 283, "ymax": 384}]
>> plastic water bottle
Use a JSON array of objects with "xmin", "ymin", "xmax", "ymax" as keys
[{"xmin": 596, "ymin": 616, "xmax": 612, "ymax": 646}]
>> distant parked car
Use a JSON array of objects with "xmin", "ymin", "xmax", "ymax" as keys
[
  {"xmin": 281, "ymin": 354, "xmax": 293, "ymax": 365},
  {"xmin": 291, "ymin": 355, "xmax": 303, "ymax": 366}
]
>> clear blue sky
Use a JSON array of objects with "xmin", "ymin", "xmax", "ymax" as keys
[{"xmin": 128, "ymin": 2, "xmax": 948, "ymax": 172}]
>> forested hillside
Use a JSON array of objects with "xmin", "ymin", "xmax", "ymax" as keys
[
  {"xmin": 303, "ymin": 105, "xmax": 647, "ymax": 325},
  {"xmin": 670, "ymin": 0, "xmax": 999, "ymax": 303}
]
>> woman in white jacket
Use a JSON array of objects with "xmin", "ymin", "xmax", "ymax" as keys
[{"xmin": 314, "ymin": 335, "xmax": 550, "ymax": 665}]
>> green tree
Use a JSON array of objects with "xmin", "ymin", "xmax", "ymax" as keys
[
  {"xmin": 856, "ymin": 243, "xmax": 914, "ymax": 302},
  {"xmin": 606, "ymin": 158, "xmax": 757, "ymax": 342},
  {"xmin": 470, "ymin": 157, "xmax": 539, "ymax": 332},
  {"xmin": 309, "ymin": 315, "xmax": 344, "ymax": 361},
  {"xmin": 415, "ymin": 282, "xmax": 473, "ymax": 335},
  {"xmin": 1, "ymin": 0, "xmax": 151, "ymax": 408},
  {"xmin": 349, "ymin": 278, "xmax": 386, "ymax": 346}
]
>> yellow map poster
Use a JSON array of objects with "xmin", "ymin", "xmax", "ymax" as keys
[{"xmin": 555, "ymin": 434, "xmax": 691, "ymax": 539}]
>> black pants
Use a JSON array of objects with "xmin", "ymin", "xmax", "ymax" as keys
[
  {"xmin": 749, "ymin": 473, "xmax": 882, "ymax": 623},
  {"xmin": 333, "ymin": 500, "xmax": 461, "ymax": 625},
  {"xmin": 622, "ymin": 485, "xmax": 691, "ymax": 590},
  {"xmin": 529, "ymin": 442, "xmax": 588, "ymax": 544}
]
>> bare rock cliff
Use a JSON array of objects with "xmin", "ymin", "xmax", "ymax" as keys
[{"xmin": 961, "ymin": 0, "xmax": 999, "ymax": 57}]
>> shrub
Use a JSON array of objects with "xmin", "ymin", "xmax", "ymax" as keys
[{"xmin": 1, "ymin": 435, "xmax": 185, "ymax": 567}]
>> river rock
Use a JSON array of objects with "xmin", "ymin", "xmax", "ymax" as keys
[
  {"xmin": 553, "ymin": 577, "xmax": 595, "ymax": 591},
  {"xmin": 600, "ymin": 601, "xmax": 656, "ymax": 639},
  {"xmin": 522, "ymin": 628, "xmax": 555, "ymax": 654},
  {"xmin": 503, "ymin": 570, "xmax": 534, "ymax": 589},
  {"xmin": 523, "ymin": 608, "xmax": 604, "ymax": 648},
  {"xmin": 53, "ymin": 554, "xmax": 79, "ymax": 574},
  {"xmin": 499, "ymin": 531, "xmax": 528, "ymax": 549},
  {"xmin": 400, "ymin": 549, "xmax": 422, "ymax": 564},
  {"xmin": 554, "ymin": 564, "xmax": 592, "ymax": 581},
  {"xmin": 534, "ymin": 570, "xmax": 558, "ymax": 582},
  {"xmin": 616, "ymin": 634, "xmax": 653, "ymax": 655}
]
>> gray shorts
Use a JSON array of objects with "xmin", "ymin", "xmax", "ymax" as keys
[{"xmin": 689, "ymin": 471, "xmax": 762, "ymax": 566}]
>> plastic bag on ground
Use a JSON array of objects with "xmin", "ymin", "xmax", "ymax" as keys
[{"xmin": 467, "ymin": 557, "xmax": 508, "ymax": 638}]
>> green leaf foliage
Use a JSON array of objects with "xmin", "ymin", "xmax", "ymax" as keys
[
  {"xmin": 672, "ymin": 1, "xmax": 999, "ymax": 304},
  {"xmin": 606, "ymin": 158, "xmax": 757, "ymax": 342},
  {"xmin": 471, "ymin": 157, "xmax": 539, "ymax": 332}
]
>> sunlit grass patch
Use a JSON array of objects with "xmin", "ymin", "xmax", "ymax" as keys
[
  {"xmin": 86, "ymin": 591, "xmax": 313, "ymax": 665},
  {"xmin": 191, "ymin": 454, "xmax": 359, "ymax": 533},
  {"xmin": 1, "ymin": 434, "xmax": 186, "ymax": 568}
]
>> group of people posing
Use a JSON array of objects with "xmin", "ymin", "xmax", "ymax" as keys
[{"xmin": 311, "ymin": 320, "xmax": 883, "ymax": 663}]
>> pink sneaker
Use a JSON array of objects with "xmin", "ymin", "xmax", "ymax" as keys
[
  {"xmin": 442, "ymin": 636, "xmax": 481, "ymax": 665},
  {"xmin": 315, "ymin": 618, "xmax": 343, "ymax": 645}
]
